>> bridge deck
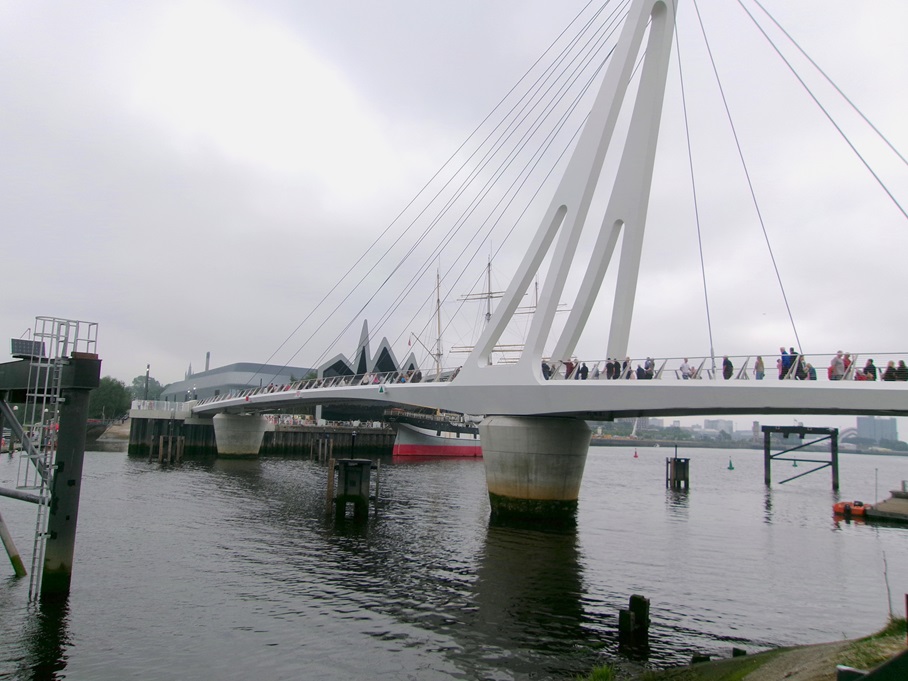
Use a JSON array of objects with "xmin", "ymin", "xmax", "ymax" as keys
[{"xmin": 191, "ymin": 374, "xmax": 908, "ymax": 420}]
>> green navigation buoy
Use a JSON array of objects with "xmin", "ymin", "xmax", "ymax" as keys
[
  {"xmin": 793, "ymin": 459, "xmax": 798, "ymax": 467},
  {"xmin": 727, "ymin": 458, "xmax": 734, "ymax": 470}
]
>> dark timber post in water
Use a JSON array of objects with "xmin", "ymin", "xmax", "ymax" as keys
[
  {"xmin": 618, "ymin": 594, "xmax": 651, "ymax": 653},
  {"xmin": 830, "ymin": 434, "xmax": 839, "ymax": 491},
  {"xmin": 41, "ymin": 353, "xmax": 101, "ymax": 600},
  {"xmin": 763, "ymin": 428, "xmax": 772, "ymax": 486}
]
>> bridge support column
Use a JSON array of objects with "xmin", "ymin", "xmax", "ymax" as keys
[
  {"xmin": 42, "ymin": 360, "xmax": 100, "ymax": 601},
  {"xmin": 479, "ymin": 416, "xmax": 590, "ymax": 523},
  {"xmin": 212, "ymin": 414, "xmax": 267, "ymax": 458}
]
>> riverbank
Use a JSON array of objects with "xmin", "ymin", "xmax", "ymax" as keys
[{"xmin": 588, "ymin": 618, "xmax": 907, "ymax": 680}]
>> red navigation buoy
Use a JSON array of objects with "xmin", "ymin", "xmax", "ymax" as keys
[{"xmin": 633, "ymin": 449, "xmax": 638, "ymax": 458}]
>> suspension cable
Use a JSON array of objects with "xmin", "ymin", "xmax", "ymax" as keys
[
  {"xmin": 751, "ymin": 0, "xmax": 908, "ymax": 170},
  {"xmin": 674, "ymin": 8, "xmax": 717, "ymax": 372},
  {"xmin": 737, "ymin": 0, "xmax": 908, "ymax": 223},
  {"xmin": 246, "ymin": 0, "xmax": 608, "ymax": 385},
  {"xmin": 303, "ymin": 2, "xmax": 627, "ymax": 371},
  {"xmin": 362, "ymin": 1, "xmax": 629, "ymax": 359},
  {"xmin": 385, "ymin": 14, "xmax": 626, "ymax": 352},
  {"xmin": 691, "ymin": 0, "xmax": 803, "ymax": 353}
]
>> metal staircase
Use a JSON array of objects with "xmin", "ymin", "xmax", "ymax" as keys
[{"xmin": 15, "ymin": 316, "xmax": 98, "ymax": 599}]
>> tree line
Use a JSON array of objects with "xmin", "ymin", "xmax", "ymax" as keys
[{"xmin": 87, "ymin": 373, "xmax": 166, "ymax": 420}]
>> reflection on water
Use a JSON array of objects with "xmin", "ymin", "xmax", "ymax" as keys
[
  {"xmin": 18, "ymin": 599, "xmax": 71, "ymax": 681},
  {"xmin": 470, "ymin": 522, "xmax": 588, "ymax": 677},
  {"xmin": 762, "ymin": 487, "xmax": 773, "ymax": 524},
  {"xmin": 1, "ymin": 448, "xmax": 907, "ymax": 679},
  {"xmin": 665, "ymin": 489, "xmax": 690, "ymax": 518}
]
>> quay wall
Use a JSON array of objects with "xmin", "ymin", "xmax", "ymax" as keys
[{"xmin": 128, "ymin": 413, "xmax": 395, "ymax": 458}]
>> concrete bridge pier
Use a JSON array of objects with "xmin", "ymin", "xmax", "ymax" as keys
[
  {"xmin": 212, "ymin": 413, "xmax": 268, "ymax": 458},
  {"xmin": 479, "ymin": 416, "xmax": 590, "ymax": 523}
]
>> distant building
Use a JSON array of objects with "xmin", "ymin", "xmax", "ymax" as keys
[
  {"xmin": 704, "ymin": 418, "xmax": 734, "ymax": 434},
  {"xmin": 161, "ymin": 362, "xmax": 313, "ymax": 402},
  {"xmin": 856, "ymin": 416, "xmax": 898, "ymax": 443},
  {"xmin": 158, "ymin": 320, "xmax": 425, "ymax": 423}
]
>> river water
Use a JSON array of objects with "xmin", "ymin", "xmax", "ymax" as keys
[{"xmin": 1, "ymin": 444, "xmax": 906, "ymax": 680}]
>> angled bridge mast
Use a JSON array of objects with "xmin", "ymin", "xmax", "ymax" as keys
[{"xmin": 457, "ymin": 0, "xmax": 676, "ymax": 385}]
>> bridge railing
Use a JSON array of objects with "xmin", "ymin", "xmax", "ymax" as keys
[
  {"xmin": 130, "ymin": 400, "xmax": 192, "ymax": 413},
  {"xmin": 552, "ymin": 352, "xmax": 908, "ymax": 383},
  {"xmin": 192, "ymin": 367, "xmax": 463, "ymax": 408}
]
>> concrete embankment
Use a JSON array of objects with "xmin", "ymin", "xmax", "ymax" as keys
[{"xmin": 866, "ymin": 488, "xmax": 908, "ymax": 523}]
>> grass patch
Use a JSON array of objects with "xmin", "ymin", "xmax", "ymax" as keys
[
  {"xmin": 579, "ymin": 666, "xmax": 616, "ymax": 681},
  {"xmin": 578, "ymin": 619, "xmax": 907, "ymax": 681},
  {"xmin": 579, "ymin": 650, "xmax": 782, "ymax": 681},
  {"xmin": 838, "ymin": 617, "xmax": 907, "ymax": 671}
]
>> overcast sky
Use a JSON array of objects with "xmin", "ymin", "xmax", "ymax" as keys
[{"xmin": 3, "ymin": 0, "xmax": 907, "ymax": 428}]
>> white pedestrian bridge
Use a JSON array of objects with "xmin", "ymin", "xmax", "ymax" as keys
[
  {"xmin": 192, "ymin": 354, "xmax": 908, "ymax": 421},
  {"xmin": 188, "ymin": 353, "xmax": 908, "ymax": 522},
  {"xmin": 192, "ymin": 0, "xmax": 907, "ymax": 521}
]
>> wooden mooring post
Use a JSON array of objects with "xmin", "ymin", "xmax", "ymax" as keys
[
  {"xmin": 666, "ymin": 452, "xmax": 690, "ymax": 489},
  {"xmin": 327, "ymin": 458, "xmax": 378, "ymax": 520},
  {"xmin": 151, "ymin": 435, "xmax": 184, "ymax": 463},
  {"xmin": 618, "ymin": 594, "xmax": 651, "ymax": 652},
  {"xmin": 311, "ymin": 436, "xmax": 334, "ymax": 461}
]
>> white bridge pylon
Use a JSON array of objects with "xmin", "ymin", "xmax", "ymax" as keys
[{"xmin": 457, "ymin": 0, "xmax": 675, "ymax": 388}]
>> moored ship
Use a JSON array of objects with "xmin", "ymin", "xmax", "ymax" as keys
[{"xmin": 386, "ymin": 409, "xmax": 482, "ymax": 457}]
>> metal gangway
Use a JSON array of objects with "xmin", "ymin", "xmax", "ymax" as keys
[{"xmin": 13, "ymin": 317, "xmax": 98, "ymax": 599}]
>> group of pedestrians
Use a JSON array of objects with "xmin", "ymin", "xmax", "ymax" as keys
[
  {"xmin": 542, "ymin": 360, "xmax": 591, "ymax": 380},
  {"xmin": 829, "ymin": 351, "xmax": 908, "ymax": 381},
  {"xmin": 774, "ymin": 347, "xmax": 813, "ymax": 380},
  {"xmin": 544, "ymin": 350, "xmax": 908, "ymax": 383},
  {"xmin": 603, "ymin": 357, "xmax": 656, "ymax": 380},
  {"xmin": 542, "ymin": 356, "xmax": 658, "ymax": 380}
]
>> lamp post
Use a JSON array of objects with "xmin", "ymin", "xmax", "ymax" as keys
[{"xmin": 144, "ymin": 364, "xmax": 150, "ymax": 401}]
